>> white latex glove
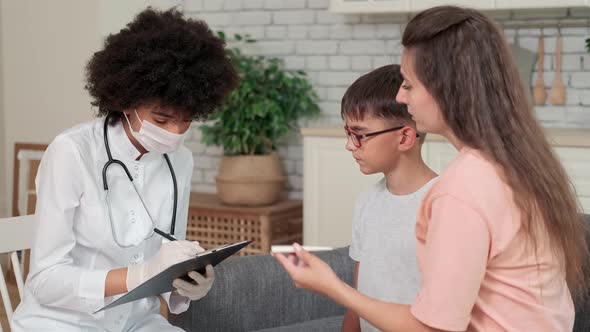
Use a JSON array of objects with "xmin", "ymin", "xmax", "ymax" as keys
[
  {"xmin": 127, "ymin": 240, "xmax": 204, "ymax": 291},
  {"xmin": 172, "ymin": 264, "xmax": 215, "ymax": 301}
]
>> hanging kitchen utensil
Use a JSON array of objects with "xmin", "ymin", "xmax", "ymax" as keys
[
  {"xmin": 509, "ymin": 35, "xmax": 536, "ymax": 104},
  {"xmin": 532, "ymin": 35, "xmax": 547, "ymax": 106},
  {"xmin": 549, "ymin": 34, "xmax": 566, "ymax": 105}
]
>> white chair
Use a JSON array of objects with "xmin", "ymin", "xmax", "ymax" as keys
[
  {"xmin": 12, "ymin": 143, "xmax": 47, "ymax": 217},
  {"xmin": 0, "ymin": 215, "xmax": 35, "ymax": 332}
]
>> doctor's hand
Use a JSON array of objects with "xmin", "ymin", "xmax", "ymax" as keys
[
  {"xmin": 273, "ymin": 243, "xmax": 343, "ymax": 299},
  {"xmin": 172, "ymin": 264, "xmax": 215, "ymax": 301},
  {"xmin": 127, "ymin": 240, "xmax": 204, "ymax": 291}
]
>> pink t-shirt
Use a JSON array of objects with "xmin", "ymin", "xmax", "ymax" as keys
[{"xmin": 411, "ymin": 147, "xmax": 574, "ymax": 331}]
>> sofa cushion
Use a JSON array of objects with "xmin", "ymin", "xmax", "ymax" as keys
[
  {"xmin": 574, "ymin": 296, "xmax": 589, "ymax": 332},
  {"xmin": 251, "ymin": 315, "xmax": 343, "ymax": 332},
  {"xmin": 573, "ymin": 214, "xmax": 590, "ymax": 332},
  {"xmin": 169, "ymin": 247, "xmax": 354, "ymax": 332}
]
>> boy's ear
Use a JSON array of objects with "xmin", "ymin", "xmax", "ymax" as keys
[{"xmin": 398, "ymin": 126, "xmax": 418, "ymax": 151}]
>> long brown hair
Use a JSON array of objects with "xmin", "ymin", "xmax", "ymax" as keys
[{"xmin": 402, "ymin": 6, "xmax": 589, "ymax": 299}]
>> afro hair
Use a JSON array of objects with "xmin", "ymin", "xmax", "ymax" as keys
[{"xmin": 85, "ymin": 7, "xmax": 238, "ymax": 121}]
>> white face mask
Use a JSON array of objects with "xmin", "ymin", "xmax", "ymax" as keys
[{"xmin": 124, "ymin": 110, "xmax": 186, "ymax": 154}]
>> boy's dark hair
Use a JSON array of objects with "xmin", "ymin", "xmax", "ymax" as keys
[
  {"xmin": 341, "ymin": 65, "xmax": 411, "ymax": 123},
  {"xmin": 85, "ymin": 7, "xmax": 238, "ymax": 121}
]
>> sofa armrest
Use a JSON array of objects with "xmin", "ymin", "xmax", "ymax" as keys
[
  {"xmin": 573, "ymin": 214, "xmax": 590, "ymax": 332},
  {"xmin": 170, "ymin": 247, "xmax": 354, "ymax": 332}
]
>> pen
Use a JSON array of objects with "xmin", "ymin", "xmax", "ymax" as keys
[{"xmin": 154, "ymin": 228, "xmax": 177, "ymax": 241}]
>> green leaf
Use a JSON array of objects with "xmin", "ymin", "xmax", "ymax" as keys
[{"xmin": 217, "ymin": 31, "xmax": 226, "ymax": 41}]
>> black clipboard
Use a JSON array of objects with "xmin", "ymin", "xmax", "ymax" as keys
[{"xmin": 95, "ymin": 240, "xmax": 252, "ymax": 313}]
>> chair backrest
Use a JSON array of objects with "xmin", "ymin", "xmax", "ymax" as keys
[
  {"xmin": 0, "ymin": 215, "xmax": 35, "ymax": 332},
  {"xmin": 12, "ymin": 143, "xmax": 47, "ymax": 217}
]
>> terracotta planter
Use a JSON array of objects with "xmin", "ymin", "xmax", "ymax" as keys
[{"xmin": 216, "ymin": 153, "xmax": 285, "ymax": 206}]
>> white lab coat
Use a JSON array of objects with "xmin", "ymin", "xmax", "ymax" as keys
[{"xmin": 12, "ymin": 118, "xmax": 194, "ymax": 331}]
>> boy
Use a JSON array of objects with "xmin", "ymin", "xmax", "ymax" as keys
[{"xmin": 341, "ymin": 65, "xmax": 437, "ymax": 332}]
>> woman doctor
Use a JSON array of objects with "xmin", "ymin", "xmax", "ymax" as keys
[{"xmin": 12, "ymin": 8, "xmax": 238, "ymax": 331}]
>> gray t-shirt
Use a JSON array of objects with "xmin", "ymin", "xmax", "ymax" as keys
[{"xmin": 349, "ymin": 177, "xmax": 437, "ymax": 332}]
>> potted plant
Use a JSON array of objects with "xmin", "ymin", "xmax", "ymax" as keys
[{"xmin": 201, "ymin": 33, "xmax": 320, "ymax": 206}]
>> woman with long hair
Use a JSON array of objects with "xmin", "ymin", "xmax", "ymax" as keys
[{"xmin": 275, "ymin": 6, "xmax": 589, "ymax": 331}]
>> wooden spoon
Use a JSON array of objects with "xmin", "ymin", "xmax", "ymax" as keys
[
  {"xmin": 532, "ymin": 36, "xmax": 547, "ymax": 106},
  {"xmin": 549, "ymin": 36, "xmax": 566, "ymax": 105}
]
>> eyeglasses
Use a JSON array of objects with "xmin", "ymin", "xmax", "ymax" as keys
[{"xmin": 344, "ymin": 125, "xmax": 419, "ymax": 148}]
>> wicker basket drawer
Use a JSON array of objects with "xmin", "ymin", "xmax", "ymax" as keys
[{"xmin": 186, "ymin": 192, "xmax": 302, "ymax": 255}]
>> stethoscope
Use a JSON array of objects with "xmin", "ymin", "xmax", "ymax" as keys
[{"xmin": 102, "ymin": 113, "xmax": 178, "ymax": 248}]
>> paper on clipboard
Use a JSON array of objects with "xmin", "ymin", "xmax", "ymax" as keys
[{"xmin": 94, "ymin": 240, "xmax": 252, "ymax": 313}]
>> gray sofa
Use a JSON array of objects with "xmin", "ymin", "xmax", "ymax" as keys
[
  {"xmin": 574, "ymin": 214, "xmax": 590, "ymax": 332},
  {"xmin": 169, "ymin": 247, "xmax": 353, "ymax": 331},
  {"xmin": 170, "ymin": 214, "xmax": 590, "ymax": 332}
]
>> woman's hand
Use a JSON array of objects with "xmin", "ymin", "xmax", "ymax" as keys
[{"xmin": 273, "ymin": 243, "xmax": 345, "ymax": 298}]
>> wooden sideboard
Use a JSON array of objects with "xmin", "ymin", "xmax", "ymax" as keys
[{"xmin": 186, "ymin": 192, "xmax": 303, "ymax": 255}]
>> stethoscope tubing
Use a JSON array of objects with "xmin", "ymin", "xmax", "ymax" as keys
[{"xmin": 102, "ymin": 113, "xmax": 178, "ymax": 247}]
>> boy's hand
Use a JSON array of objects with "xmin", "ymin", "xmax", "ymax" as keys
[{"xmin": 273, "ymin": 243, "xmax": 344, "ymax": 298}]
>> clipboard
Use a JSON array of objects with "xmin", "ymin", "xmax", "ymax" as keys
[{"xmin": 95, "ymin": 240, "xmax": 252, "ymax": 313}]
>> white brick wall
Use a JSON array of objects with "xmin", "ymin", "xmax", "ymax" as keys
[
  {"xmin": 265, "ymin": 25, "xmax": 287, "ymax": 39},
  {"xmin": 273, "ymin": 10, "xmax": 315, "ymax": 24},
  {"xmin": 340, "ymin": 40, "xmax": 387, "ymax": 55},
  {"xmin": 183, "ymin": 0, "xmax": 590, "ymax": 197},
  {"xmin": 571, "ymin": 72, "xmax": 590, "ymax": 88},
  {"xmin": 283, "ymin": 55, "xmax": 305, "ymax": 69},
  {"xmin": 244, "ymin": 0, "xmax": 264, "ymax": 9},
  {"xmin": 296, "ymin": 41, "xmax": 338, "ymax": 54}
]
